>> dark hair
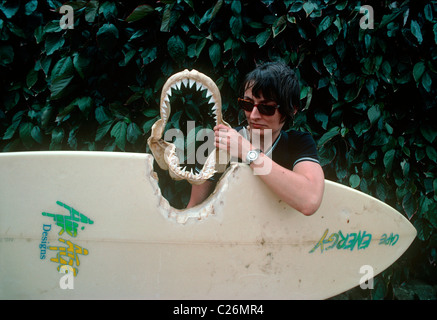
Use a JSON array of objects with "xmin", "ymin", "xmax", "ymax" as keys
[{"xmin": 241, "ymin": 61, "xmax": 300, "ymax": 125}]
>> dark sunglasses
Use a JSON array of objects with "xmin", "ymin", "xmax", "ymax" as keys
[{"xmin": 238, "ymin": 98, "xmax": 280, "ymax": 116}]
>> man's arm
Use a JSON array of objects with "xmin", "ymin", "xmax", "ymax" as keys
[
  {"xmin": 250, "ymin": 155, "xmax": 325, "ymax": 216},
  {"xmin": 186, "ymin": 180, "xmax": 215, "ymax": 208}
]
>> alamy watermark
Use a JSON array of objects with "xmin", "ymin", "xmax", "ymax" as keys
[
  {"xmin": 59, "ymin": 265, "xmax": 75, "ymax": 289},
  {"xmin": 359, "ymin": 265, "xmax": 374, "ymax": 290},
  {"xmin": 163, "ymin": 122, "xmax": 273, "ymax": 175},
  {"xmin": 59, "ymin": 5, "xmax": 74, "ymax": 30},
  {"xmin": 359, "ymin": 5, "xmax": 374, "ymax": 30}
]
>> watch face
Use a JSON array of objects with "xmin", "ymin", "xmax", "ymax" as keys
[
  {"xmin": 248, "ymin": 151, "xmax": 256, "ymax": 160},
  {"xmin": 247, "ymin": 150, "xmax": 259, "ymax": 163}
]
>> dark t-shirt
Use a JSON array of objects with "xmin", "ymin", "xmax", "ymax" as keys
[{"xmin": 268, "ymin": 129, "xmax": 320, "ymax": 170}]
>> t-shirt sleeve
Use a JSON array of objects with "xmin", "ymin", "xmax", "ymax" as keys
[{"xmin": 292, "ymin": 132, "xmax": 320, "ymax": 168}]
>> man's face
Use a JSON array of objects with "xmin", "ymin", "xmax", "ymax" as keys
[{"xmin": 243, "ymin": 88, "xmax": 285, "ymax": 141}]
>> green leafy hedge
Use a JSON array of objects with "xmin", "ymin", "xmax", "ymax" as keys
[{"xmin": 1, "ymin": 0, "xmax": 436, "ymax": 299}]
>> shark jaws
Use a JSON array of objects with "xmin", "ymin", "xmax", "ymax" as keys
[{"xmin": 148, "ymin": 69, "xmax": 231, "ymax": 185}]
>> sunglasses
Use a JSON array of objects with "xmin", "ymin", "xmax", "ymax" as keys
[{"xmin": 238, "ymin": 98, "xmax": 280, "ymax": 116}]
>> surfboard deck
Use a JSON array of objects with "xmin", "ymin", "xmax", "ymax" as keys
[{"xmin": 0, "ymin": 151, "xmax": 416, "ymax": 299}]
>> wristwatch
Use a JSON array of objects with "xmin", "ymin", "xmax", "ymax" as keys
[{"xmin": 246, "ymin": 149, "xmax": 262, "ymax": 164}]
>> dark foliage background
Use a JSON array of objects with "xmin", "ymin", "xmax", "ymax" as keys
[{"xmin": 0, "ymin": 0, "xmax": 436, "ymax": 299}]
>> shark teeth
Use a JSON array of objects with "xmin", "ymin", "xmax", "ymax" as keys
[
  {"xmin": 168, "ymin": 77, "xmax": 220, "ymax": 123},
  {"xmin": 165, "ymin": 148, "xmax": 216, "ymax": 181},
  {"xmin": 157, "ymin": 70, "xmax": 223, "ymax": 184}
]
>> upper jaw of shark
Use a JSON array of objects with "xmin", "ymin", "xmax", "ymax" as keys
[{"xmin": 148, "ymin": 69, "xmax": 230, "ymax": 185}]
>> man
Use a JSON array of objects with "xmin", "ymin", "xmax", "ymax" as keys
[{"xmin": 187, "ymin": 62, "xmax": 324, "ymax": 216}]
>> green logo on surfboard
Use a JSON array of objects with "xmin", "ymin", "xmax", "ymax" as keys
[{"xmin": 40, "ymin": 201, "xmax": 93, "ymax": 276}]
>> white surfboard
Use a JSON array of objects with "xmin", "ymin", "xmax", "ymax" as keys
[{"xmin": 0, "ymin": 151, "xmax": 416, "ymax": 299}]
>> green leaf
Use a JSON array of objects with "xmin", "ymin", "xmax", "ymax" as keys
[
  {"xmin": 209, "ymin": 0, "xmax": 223, "ymax": 22},
  {"xmin": 143, "ymin": 117, "xmax": 158, "ymax": 134},
  {"xmin": 231, "ymin": 0, "xmax": 241, "ymax": 15},
  {"xmin": 39, "ymin": 56, "xmax": 52, "ymax": 76},
  {"xmin": 0, "ymin": 45, "xmax": 14, "ymax": 66},
  {"xmin": 43, "ymin": 21, "xmax": 62, "ymax": 34},
  {"xmin": 85, "ymin": 1, "xmax": 99, "ymax": 23},
  {"xmin": 372, "ymin": 277, "xmax": 388, "ymax": 300},
  {"xmin": 26, "ymin": 69, "xmax": 38, "ymax": 89},
  {"xmin": 195, "ymin": 38, "xmax": 207, "ymax": 58},
  {"xmin": 289, "ymin": 2, "xmax": 303, "ymax": 13},
  {"xmin": 160, "ymin": 4, "xmax": 173, "ymax": 32},
  {"xmin": 322, "ymin": 54, "xmax": 337, "ymax": 75},
  {"xmin": 314, "ymin": 112, "xmax": 328, "ymax": 130},
  {"xmin": 45, "ymin": 34, "xmax": 65, "ymax": 55},
  {"xmin": 349, "ymin": 174, "xmax": 360, "ymax": 188},
  {"xmin": 256, "ymin": 29, "xmax": 271, "ymax": 48},
  {"xmin": 167, "ymin": 35, "xmax": 186, "ymax": 64},
  {"xmin": 415, "ymin": 148, "xmax": 426, "ymax": 162},
  {"xmin": 74, "ymin": 97, "xmax": 93, "ymax": 118},
  {"xmin": 141, "ymin": 47, "xmax": 157, "ymax": 65},
  {"xmin": 25, "ymin": 0, "xmax": 38, "ymax": 15},
  {"xmin": 379, "ymin": 8, "xmax": 404, "ymax": 29},
  {"xmin": 41, "ymin": 106, "xmax": 53, "ymax": 128},
  {"xmin": 126, "ymin": 5, "xmax": 154, "ymax": 22},
  {"xmin": 426, "ymin": 146, "xmax": 437, "ymax": 164},
  {"xmin": 343, "ymin": 73, "xmax": 356, "ymax": 84},
  {"xmin": 230, "ymin": 16, "xmax": 243, "ymax": 38},
  {"xmin": 51, "ymin": 56, "xmax": 74, "ymax": 80},
  {"xmin": 19, "ymin": 123, "xmax": 34, "ymax": 149},
  {"xmin": 68, "ymin": 126, "xmax": 79, "ymax": 149},
  {"xmin": 383, "ymin": 149, "xmax": 395, "ymax": 172},
  {"xmin": 50, "ymin": 56, "xmax": 75, "ymax": 99},
  {"xmin": 434, "ymin": 23, "xmax": 437, "ymax": 45},
  {"xmin": 434, "ymin": 180, "xmax": 437, "ymax": 199},
  {"xmin": 96, "ymin": 24, "xmax": 119, "ymax": 52},
  {"xmin": 317, "ymin": 126, "xmax": 340, "ymax": 147},
  {"xmin": 424, "ymin": 4, "xmax": 434, "ymax": 22},
  {"xmin": 2, "ymin": 111, "xmax": 25, "ymax": 140},
  {"xmin": 31, "ymin": 126, "xmax": 43, "ymax": 144},
  {"xmin": 99, "ymin": 1, "xmax": 118, "ymax": 20},
  {"xmin": 50, "ymin": 127, "xmax": 64, "ymax": 150},
  {"xmin": 410, "ymin": 20, "xmax": 423, "ymax": 44},
  {"xmin": 209, "ymin": 42, "xmax": 221, "ymax": 67},
  {"xmin": 420, "ymin": 125, "xmax": 437, "ymax": 143},
  {"xmin": 111, "ymin": 121, "xmax": 127, "ymax": 151},
  {"xmin": 73, "ymin": 52, "xmax": 91, "ymax": 79},
  {"xmin": 414, "ymin": 218, "xmax": 432, "ymax": 241},
  {"xmin": 200, "ymin": 0, "xmax": 223, "ymax": 25},
  {"xmin": 272, "ymin": 15, "xmax": 287, "ymax": 38},
  {"xmin": 353, "ymin": 121, "xmax": 369, "ymax": 137},
  {"xmin": 371, "ymin": 132, "xmax": 389, "ymax": 146},
  {"xmin": 302, "ymin": 1, "xmax": 316, "ymax": 16},
  {"xmin": 50, "ymin": 75, "xmax": 74, "ymax": 100},
  {"xmin": 402, "ymin": 192, "xmax": 417, "ymax": 219},
  {"xmin": 421, "ymin": 72, "xmax": 432, "ymax": 92},
  {"xmin": 0, "ymin": 1, "xmax": 19, "ymax": 18},
  {"xmin": 127, "ymin": 122, "xmax": 142, "ymax": 144},
  {"xmin": 367, "ymin": 105, "xmax": 381, "ymax": 125},
  {"xmin": 317, "ymin": 16, "xmax": 332, "ymax": 35},
  {"xmin": 328, "ymin": 84, "xmax": 338, "ymax": 101},
  {"xmin": 96, "ymin": 120, "xmax": 114, "ymax": 141},
  {"xmin": 143, "ymin": 108, "xmax": 159, "ymax": 118},
  {"xmin": 95, "ymin": 106, "xmax": 110, "ymax": 125},
  {"xmin": 413, "ymin": 61, "xmax": 425, "ymax": 83}
]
